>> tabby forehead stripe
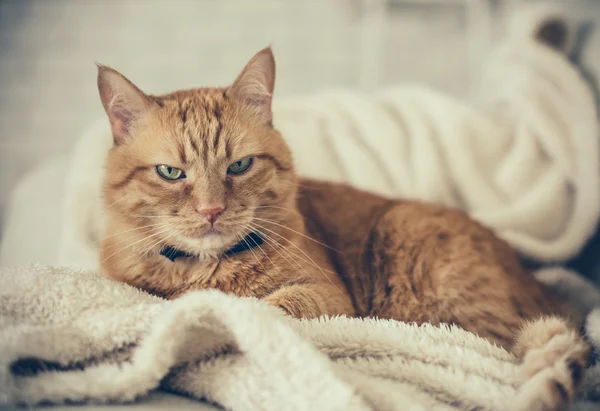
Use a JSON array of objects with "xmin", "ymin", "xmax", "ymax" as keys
[
  {"xmin": 111, "ymin": 166, "xmax": 147, "ymax": 190},
  {"xmin": 180, "ymin": 102, "xmax": 188, "ymax": 125},
  {"xmin": 178, "ymin": 141, "xmax": 188, "ymax": 165},
  {"xmin": 201, "ymin": 103, "xmax": 210, "ymax": 164},
  {"xmin": 190, "ymin": 139, "xmax": 199, "ymax": 157},
  {"xmin": 225, "ymin": 139, "xmax": 232, "ymax": 158},
  {"xmin": 213, "ymin": 104, "xmax": 223, "ymax": 150}
]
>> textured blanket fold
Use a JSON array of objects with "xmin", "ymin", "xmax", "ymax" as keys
[
  {"xmin": 2, "ymin": 265, "xmax": 600, "ymax": 410},
  {"xmin": 0, "ymin": 264, "xmax": 537, "ymax": 411}
]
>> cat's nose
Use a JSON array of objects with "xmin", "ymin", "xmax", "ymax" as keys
[{"xmin": 198, "ymin": 207, "xmax": 224, "ymax": 224}]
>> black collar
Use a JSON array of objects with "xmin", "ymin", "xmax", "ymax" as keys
[{"xmin": 159, "ymin": 232, "xmax": 264, "ymax": 262}]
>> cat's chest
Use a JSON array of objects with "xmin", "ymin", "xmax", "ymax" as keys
[{"xmin": 146, "ymin": 253, "xmax": 279, "ymax": 299}]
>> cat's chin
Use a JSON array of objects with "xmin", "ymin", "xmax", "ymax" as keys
[{"xmin": 177, "ymin": 232, "xmax": 240, "ymax": 260}]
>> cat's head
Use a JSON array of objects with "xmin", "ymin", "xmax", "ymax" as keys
[{"xmin": 98, "ymin": 47, "xmax": 296, "ymax": 259}]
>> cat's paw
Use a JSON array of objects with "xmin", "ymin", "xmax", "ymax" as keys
[
  {"xmin": 263, "ymin": 285, "xmax": 326, "ymax": 319},
  {"xmin": 513, "ymin": 317, "xmax": 589, "ymax": 411},
  {"xmin": 514, "ymin": 357, "xmax": 585, "ymax": 411},
  {"xmin": 265, "ymin": 297, "xmax": 301, "ymax": 318},
  {"xmin": 267, "ymin": 300, "xmax": 294, "ymax": 317}
]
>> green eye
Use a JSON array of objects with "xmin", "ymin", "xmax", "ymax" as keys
[
  {"xmin": 156, "ymin": 165, "xmax": 185, "ymax": 180},
  {"xmin": 227, "ymin": 157, "xmax": 253, "ymax": 175}
]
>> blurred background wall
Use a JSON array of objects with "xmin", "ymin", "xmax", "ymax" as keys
[{"xmin": 0, "ymin": 0, "xmax": 599, "ymax": 233}]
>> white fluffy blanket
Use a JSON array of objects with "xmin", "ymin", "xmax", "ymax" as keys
[
  {"xmin": 2, "ymin": 265, "xmax": 600, "ymax": 410},
  {"xmin": 3, "ymin": 5, "xmax": 600, "ymax": 411},
  {"xmin": 0, "ymin": 264, "xmax": 593, "ymax": 411}
]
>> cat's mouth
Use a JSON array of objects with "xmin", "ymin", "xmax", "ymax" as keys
[
  {"xmin": 200, "ymin": 226, "xmax": 223, "ymax": 236},
  {"xmin": 163, "ymin": 217, "xmax": 255, "ymax": 258},
  {"xmin": 178, "ymin": 223, "xmax": 226, "ymax": 239}
]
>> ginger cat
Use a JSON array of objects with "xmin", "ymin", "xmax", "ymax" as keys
[{"xmin": 98, "ymin": 48, "xmax": 588, "ymax": 410}]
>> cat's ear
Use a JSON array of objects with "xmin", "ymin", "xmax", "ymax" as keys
[
  {"xmin": 97, "ymin": 64, "xmax": 156, "ymax": 145},
  {"xmin": 229, "ymin": 47, "xmax": 275, "ymax": 124}
]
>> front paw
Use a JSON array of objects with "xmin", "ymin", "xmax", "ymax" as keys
[
  {"xmin": 262, "ymin": 298, "xmax": 291, "ymax": 316},
  {"xmin": 265, "ymin": 295, "xmax": 303, "ymax": 318},
  {"xmin": 264, "ymin": 288, "xmax": 322, "ymax": 319}
]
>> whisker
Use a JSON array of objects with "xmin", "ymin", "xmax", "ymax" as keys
[
  {"xmin": 249, "ymin": 223, "xmax": 341, "ymax": 292},
  {"xmin": 249, "ymin": 225, "xmax": 302, "ymax": 268},
  {"xmin": 95, "ymin": 223, "xmax": 170, "ymax": 244},
  {"xmin": 105, "ymin": 195, "xmax": 129, "ymax": 210},
  {"xmin": 242, "ymin": 227, "xmax": 283, "ymax": 276},
  {"xmin": 113, "ymin": 213, "xmax": 177, "ymax": 218},
  {"xmin": 254, "ymin": 205, "xmax": 315, "ymax": 223},
  {"xmin": 252, "ymin": 217, "xmax": 340, "ymax": 253},
  {"xmin": 102, "ymin": 226, "xmax": 158, "ymax": 250},
  {"xmin": 248, "ymin": 223, "xmax": 337, "ymax": 275},
  {"xmin": 100, "ymin": 227, "xmax": 172, "ymax": 263},
  {"xmin": 128, "ymin": 232, "xmax": 172, "ymax": 266},
  {"xmin": 101, "ymin": 223, "xmax": 173, "ymax": 251},
  {"xmin": 145, "ymin": 228, "xmax": 183, "ymax": 260},
  {"xmin": 126, "ymin": 226, "xmax": 187, "ymax": 270},
  {"xmin": 238, "ymin": 230, "xmax": 269, "ymax": 278},
  {"xmin": 251, "ymin": 226, "xmax": 313, "ymax": 280}
]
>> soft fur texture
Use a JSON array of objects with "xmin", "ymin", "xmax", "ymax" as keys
[{"xmin": 0, "ymin": 264, "xmax": 597, "ymax": 411}]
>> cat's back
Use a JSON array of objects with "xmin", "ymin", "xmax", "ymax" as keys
[
  {"xmin": 296, "ymin": 178, "xmax": 561, "ymax": 335},
  {"xmin": 296, "ymin": 178, "xmax": 495, "ymax": 250}
]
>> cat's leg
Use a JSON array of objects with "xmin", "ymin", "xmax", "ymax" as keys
[
  {"xmin": 264, "ymin": 283, "xmax": 355, "ymax": 318},
  {"xmin": 512, "ymin": 316, "xmax": 589, "ymax": 411}
]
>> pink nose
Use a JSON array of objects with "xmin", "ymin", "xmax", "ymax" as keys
[{"xmin": 198, "ymin": 207, "xmax": 224, "ymax": 224}]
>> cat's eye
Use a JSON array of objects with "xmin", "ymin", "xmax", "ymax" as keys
[
  {"xmin": 156, "ymin": 165, "xmax": 186, "ymax": 181},
  {"xmin": 227, "ymin": 157, "xmax": 253, "ymax": 175}
]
